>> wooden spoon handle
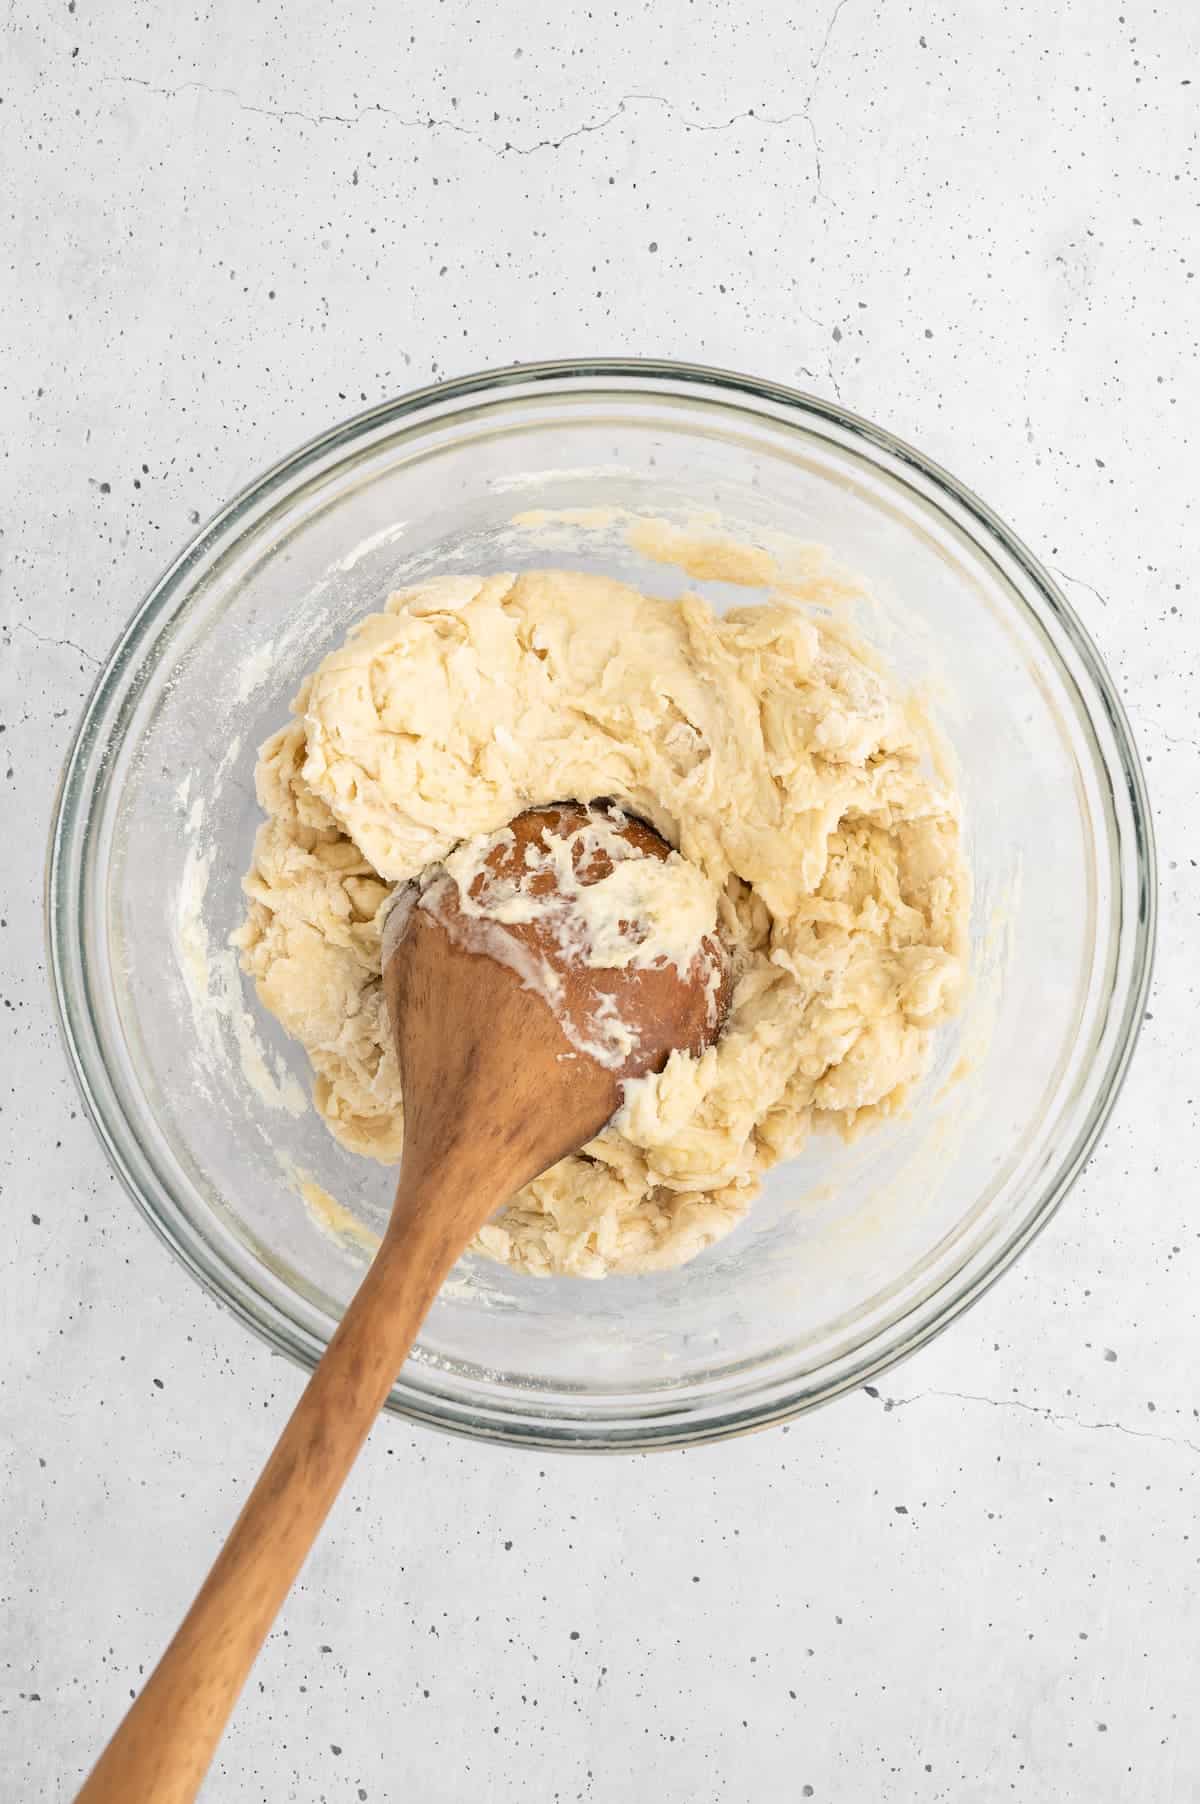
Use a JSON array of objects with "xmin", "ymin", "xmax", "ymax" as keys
[{"xmin": 75, "ymin": 1210, "xmax": 458, "ymax": 1804}]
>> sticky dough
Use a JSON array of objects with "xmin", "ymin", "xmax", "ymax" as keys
[
  {"xmin": 236, "ymin": 567, "xmax": 969, "ymax": 1277},
  {"xmin": 403, "ymin": 806, "xmax": 725, "ymax": 1070}
]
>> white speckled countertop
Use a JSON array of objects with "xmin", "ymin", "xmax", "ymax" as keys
[{"xmin": 2, "ymin": 2, "xmax": 1196, "ymax": 1797}]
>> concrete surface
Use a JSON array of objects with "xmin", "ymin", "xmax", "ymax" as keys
[{"xmin": 2, "ymin": 1, "xmax": 1197, "ymax": 1798}]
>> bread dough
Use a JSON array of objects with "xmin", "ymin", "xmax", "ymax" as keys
[{"xmin": 236, "ymin": 567, "xmax": 968, "ymax": 1277}]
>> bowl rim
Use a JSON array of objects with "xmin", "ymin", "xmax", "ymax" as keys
[{"xmin": 45, "ymin": 355, "xmax": 1157, "ymax": 1451}]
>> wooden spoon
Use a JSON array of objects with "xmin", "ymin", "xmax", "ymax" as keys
[{"xmin": 77, "ymin": 802, "xmax": 728, "ymax": 1804}]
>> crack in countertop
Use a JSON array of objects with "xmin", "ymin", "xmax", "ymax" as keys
[
  {"xmin": 99, "ymin": 73, "xmax": 838, "ymax": 182},
  {"xmin": 1048, "ymin": 564, "xmax": 1109, "ymax": 608},
  {"xmin": 868, "ymin": 1385, "xmax": 1200, "ymax": 1459},
  {"xmin": 13, "ymin": 622, "xmax": 102, "ymax": 667},
  {"xmin": 811, "ymin": 0, "xmax": 852, "ymax": 76}
]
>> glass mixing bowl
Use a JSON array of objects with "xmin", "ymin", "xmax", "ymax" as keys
[{"xmin": 46, "ymin": 360, "xmax": 1155, "ymax": 1450}]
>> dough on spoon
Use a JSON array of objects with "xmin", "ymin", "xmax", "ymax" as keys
[{"xmin": 236, "ymin": 567, "xmax": 968, "ymax": 1277}]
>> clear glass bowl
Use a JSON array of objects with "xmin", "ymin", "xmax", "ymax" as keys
[{"xmin": 46, "ymin": 360, "xmax": 1155, "ymax": 1450}]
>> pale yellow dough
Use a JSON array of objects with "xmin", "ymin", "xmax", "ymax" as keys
[{"xmin": 236, "ymin": 567, "xmax": 968, "ymax": 1277}]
